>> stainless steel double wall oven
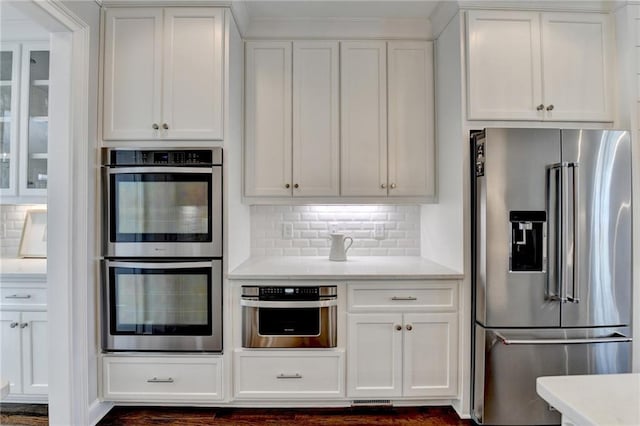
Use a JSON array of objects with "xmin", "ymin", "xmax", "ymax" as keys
[{"xmin": 101, "ymin": 148, "xmax": 223, "ymax": 352}]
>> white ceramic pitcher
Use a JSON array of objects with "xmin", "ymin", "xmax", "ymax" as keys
[{"xmin": 329, "ymin": 233, "xmax": 353, "ymax": 261}]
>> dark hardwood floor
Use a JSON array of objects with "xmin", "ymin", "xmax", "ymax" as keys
[{"xmin": 1, "ymin": 404, "xmax": 473, "ymax": 425}]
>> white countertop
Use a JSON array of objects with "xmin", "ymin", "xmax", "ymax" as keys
[
  {"xmin": 0, "ymin": 258, "xmax": 47, "ymax": 278},
  {"xmin": 228, "ymin": 256, "xmax": 463, "ymax": 280},
  {"xmin": 537, "ymin": 374, "xmax": 640, "ymax": 426}
]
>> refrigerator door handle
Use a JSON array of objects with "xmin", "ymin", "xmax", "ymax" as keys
[
  {"xmin": 493, "ymin": 331, "xmax": 631, "ymax": 345},
  {"xmin": 567, "ymin": 162, "xmax": 580, "ymax": 303},
  {"xmin": 546, "ymin": 164, "xmax": 565, "ymax": 302}
]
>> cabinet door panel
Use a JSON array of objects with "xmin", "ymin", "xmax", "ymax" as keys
[
  {"xmin": 245, "ymin": 42, "xmax": 292, "ymax": 197},
  {"xmin": 341, "ymin": 42, "xmax": 387, "ymax": 196},
  {"xmin": 21, "ymin": 311, "xmax": 47, "ymax": 395},
  {"xmin": 541, "ymin": 13, "xmax": 612, "ymax": 121},
  {"xmin": 292, "ymin": 41, "xmax": 339, "ymax": 197},
  {"xmin": 403, "ymin": 313, "xmax": 458, "ymax": 397},
  {"xmin": 103, "ymin": 8, "xmax": 162, "ymax": 140},
  {"xmin": 0, "ymin": 312, "xmax": 22, "ymax": 394},
  {"xmin": 388, "ymin": 41, "xmax": 435, "ymax": 197},
  {"xmin": 163, "ymin": 8, "xmax": 224, "ymax": 139},
  {"xmin": 0, "ymin": 44, "xmax": 20, "ymax": 197},
  {"xmin": 347, "ymin": 313, "xmax": 402, "ymax": 397},
  {"xmin": 466, "ymin": 11, "xmax": 542, "ymax": 120}
]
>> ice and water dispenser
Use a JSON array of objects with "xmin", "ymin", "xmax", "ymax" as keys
[{"xmin": 509, "ymin": 211, "xmax": 546, "ymax": 272}]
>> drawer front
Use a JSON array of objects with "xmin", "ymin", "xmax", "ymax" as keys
[
  {"xmin": 235, "ymin": 351, "xmax": 344, "ymax": 399},
  {"xmin": 0, "ymin": 287, "xmax": 47, "ymax": 310},
  {"xmin": 103, "ymin": 356, "xmax": 223, "ymax": 402},
  {"xmin": 348, "ymin": 281, "xmax": 458, "ymax": 312}
]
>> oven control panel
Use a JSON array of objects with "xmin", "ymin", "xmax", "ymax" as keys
[
  {"xmin": 242, "ymin": 286, "xmax": 337, "ymax": 301},
  {"xmin": 105, "ymin": 148, "xmax": 222, "ymax": 166}
]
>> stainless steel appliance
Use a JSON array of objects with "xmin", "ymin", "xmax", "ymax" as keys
[
  {"xmin": 241, "ymin": 285, "xmax": 337, "ymax": 348},
  {"xmin": 102, "ymin": 260, "xmax": 222, "ymax": 351},
  {"xmin": 102, "ymin": 148, "xmax": 222, "ymax": 258},
  {"xmin": 471, "ymin": 129, "xmax": 632, "ymax": 425}
]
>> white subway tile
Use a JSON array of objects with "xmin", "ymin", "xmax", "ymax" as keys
[
  {"xmin": 301, "ymin": 213, "xmax": 318, "ymax": 221},
  {"xmin": 265, "ymin": 248, "xmax": 284, "ymax": 256},
  {"xmin": 292, "ymin": 239, "xmax": 310, "ymax": 248},
  {"xmin": 310, "ymin": 222, "xmax": 329, "ymax": 230},
  {"xmin": 301, "ymin": 231, "xmax": 319, "ymax": 239},
  {"xmin": 283, "ymin": 212, "xmax": 301, "ymax": 221},
  {"xmin": 283, "ymin": 248, "xmax": 301, "ymax": 256},
  {"xmin": 300, "ymin": 248, "xmax": 318, "ymax": 256}
]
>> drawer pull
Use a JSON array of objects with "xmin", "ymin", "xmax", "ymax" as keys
[
  {"xmin": 391, "ymin": 296, "xmax": 417, "ymax": 301},
  {"xmin": 277, "ymin": 373, "xmax": 302, "ymax": 379},
  {"xmin": 146, "ymin": 377, "xmax": 174, "ymax": 383},
  {"xmin": 5, "ymin": 294, "xmax": 32, "ymax": 299}
]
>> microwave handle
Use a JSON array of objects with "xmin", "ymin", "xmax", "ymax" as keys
[
  {"xmin": 106, "ymin": 166, "xmax": 214, "ymax": 175},
  {"xmin": 106, "ymin": 261, "xmax": 214, "ymax": 269}
]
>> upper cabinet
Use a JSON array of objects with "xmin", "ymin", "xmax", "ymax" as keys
[
  {"xmin": 102, "ymin": 8, "xmax": 224, "ymax": 141},
  {"xmin": 245, "ymin": 40, "xmax": 435, "ymax": 201},
  {"xmin": 466, "ymin": 10, "xmax": 613, "ymax": 122}
]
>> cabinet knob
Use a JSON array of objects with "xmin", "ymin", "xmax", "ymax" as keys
[
  {"xmin": 395, "ymin": 325, "xmax": 402, "ymax": 331},
  {"xmin": 390, "ymin": 183, "xmax": 396, "ymax": 189},
  {"xmin": 162, "ymin": 123, "xmax": 169, "ymax": 130},
  {"xmin": 294, "ymin": 184, "xmax": 299, "ymax": 189},
  {"xmin": 152, "ymin": 123, "xmax": 159, "ymax": 130},
  {"xmin": 406, "ymin": 324, "xmax": 413, "ymax": 331},
  {"xmin": 536, "ymin": 104, "xmax": 545, "ymax": 111},
  {"xmin": 381, "ymin": 183, "xmax": 387, "ymax": 189},
  {"xmin": 546, "ymin": 104, "xmax": 554, "ymax": 111},
  {"xmin": 285, "ymin": 183, "xmax": 290, "ymax": 189},
  {"xmin": 20, "ymin": 323, "xmax": 28, "ymax": 329},
  {"xmin": 9, "ymin": 322, "xmax": 19, "ymax": 328}
]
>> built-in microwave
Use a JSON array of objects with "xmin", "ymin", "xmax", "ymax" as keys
[
  {"xmin": 102, "ymin": 259, "xmax": 222, "ymax": 352},
  {"xmin": 102, "ymin": 148, "xmax": 222, "ymax": 258}
]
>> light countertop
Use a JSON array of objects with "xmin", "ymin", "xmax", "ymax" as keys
[
  {"xmin": 0, "ymin": 258, "xmax": 47, "ymax": 278},
  {"xmin": 537, "ymin": 374, "xmax": 640, "ymax": 426},
  {"xmin": 228, "ymin": 256, "xmax": 463, "ymax": 280}
]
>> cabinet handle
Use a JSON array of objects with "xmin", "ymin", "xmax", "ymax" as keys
[
  {"xmin": 546, "ymin": 104, "xmax": 554, "ymax": 111},
  {"xmin": 285, "ymin": 183, "xmax": 290, "ymax": 189},
  {"xmin": 395, "ymin": 324, "xmax": 402, "ymax": 331},
  {"xmin": 277, "ymin": 373, "xmax": 302, "ymax": 379},
  {"xmin": 390, "ymin": 183, "xmax": 396, "ymax": 189},
  {"xmin": 162, "ymin": 123, "xmax": 169, "ymax": 130},
  {"xmin": 5, "ymin": 294, "xmax": 31, "ymax": 299},
  {"xmin": 406, "ymin": 324, "xmax": 413, "ymax": 331},
  {"xmin": 147, "ymin": 377, "xmax": 174, "ymax": 383},
  {"xmin": 294, "ymin": 183, "xmax": 299, "ymax": 189},
  {"xmin": 152, "ymin": 123, "xmax": 159, "ymax": 130},
  {"xmin": 20, "ymin": 323, "xmax": 28, "ymax": 328},
  {"xmin": 536, "ymin": 104, "xmax": 545, "ymax": 111},
  {"xmin": 391, "ymin": 296, "xmax": 417, "ymax": 301},
  {"xmin": 9, "ymin": 322, "xmax": 19, "ymax": 328},
  {"xmin": 380, "ymin": 183, "xmax": 386, "ymax": 189}
]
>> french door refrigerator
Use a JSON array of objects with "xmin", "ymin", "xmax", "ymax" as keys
[{"xmin": 471, "ymin": 129, "xmax": 632, "ymax": 425}]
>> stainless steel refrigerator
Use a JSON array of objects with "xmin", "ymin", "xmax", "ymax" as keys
[{"xmin": 471, "ymin": 128, "xmax": 633, "ymax": 425}]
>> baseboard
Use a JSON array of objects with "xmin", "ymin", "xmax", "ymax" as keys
[{"xmin": 89, "ymin": 399, "xmax": 114, "ymax": 426}]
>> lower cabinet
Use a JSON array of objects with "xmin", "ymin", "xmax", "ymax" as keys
[
  {"xmin": 102, "ymin": 356, "xmax": 223, "ymax": 402},
  {"xmin": 0, "ymin": 311, "xmax": 48, "ymax": 398},
  {"xmin": 234, "ymin": 351, "xmax": 344, "ymax": 399}
]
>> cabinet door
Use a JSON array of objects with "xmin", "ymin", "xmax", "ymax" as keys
[
  {"xmin": 0, "ymin": 43, "xmax": 20, "ymax": 197},
  {"xmin": 347, "ymin": 313, "xmax": 402, "ymax": 397},
  {"xmin": 0, "ymin": 312, "xmax": 22, "ymax": 394},
  {"xmin": 466, "ymin": 10, "xmax": 543, "ymax": 120},
  {"xmin": 103, "ymin": 8, "xmax": 162, "ymax": 140},
  {"xmin": 541, "ymin": 13, "xmax": 612, "ymax": 121},
  {"xmin": 387, "ymin": 41, "xmax": 435, "ymax": 198},
  {"xmin": 162, "ymin": 8, "xmax": 224, "ymax": 139},
  {"xmin": 292, "ymin": 41, "xmax": 339, "ymax": 197},
  {"xmin": 21, "ymin": 311, "xmax": 47, "ymax": 395},
  {"xmin": 245, "ymin": 42, "xmax": 292, "ymax": 197},
  {"xmin": 340, "ymin": 41, "xmax": 387, "ymax": 196},
  {"xmin": 403, "ymin": 312, "xmax": 458, "ymax": 397}
]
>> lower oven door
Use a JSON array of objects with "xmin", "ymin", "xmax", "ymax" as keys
[
  {"xmin": 241, "ymin": 300, "xmax": 337, "ymax": 348},
  {"xmin": 102, "ymin": 260, "xmax": 222, "ymax": 352}
]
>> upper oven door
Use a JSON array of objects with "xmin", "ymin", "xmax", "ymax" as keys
[{"xmin": 104, "ymin": 166, "xmax": 222, "ymax": 257}]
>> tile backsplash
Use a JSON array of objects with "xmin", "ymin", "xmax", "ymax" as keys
[
  {"xmin": 251, "ymin": 205, "xmax": 420, "ymax": 257},
  {"xmin": 0, "ymin": 204, "xmax": 45, "ymax": 257}
]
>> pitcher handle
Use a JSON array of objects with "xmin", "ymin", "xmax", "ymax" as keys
[{"xmin": 344, "ymin": 237, "xmax": 353, "ymax": 253}]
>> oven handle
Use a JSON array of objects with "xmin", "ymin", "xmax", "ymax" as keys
[
  {"xmin": 240, "ymin": 299, "xmax": 337, "ymax": 308},
  {"xmin": 106, "ymin": 261, "xmax": 213, "ymax": 269},
  {"xmin": 106, "ymin": 166, "xmax": 214, "ymax": 174}
]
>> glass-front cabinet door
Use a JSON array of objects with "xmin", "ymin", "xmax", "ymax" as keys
[{"xmin": 0, "ymin": 44, "xmax": 20, "ymax": 196}]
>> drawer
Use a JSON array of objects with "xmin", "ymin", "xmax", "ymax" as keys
[
  {"xmin": 348, "ymin": 281, "xmax": 458, "ymax": 312},
  {"xmin": 0, "ymin": 287, "xmax": 47, "ymax": 310},
  {"xmin": 235, "ymin": 351, "xmax": 344, "ymax": 399},
  {"xmin": 102, "ymin": 356, "xmax": 223, "ymax": 402}
]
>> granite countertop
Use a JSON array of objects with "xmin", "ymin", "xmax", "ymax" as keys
[
  {"xmin": 537, "ymin": 374, "xmax": 640, "ymax": 426},
  {"xmin": 228, "ymin": 256, "xmax": 463, "ymax": 280},
  {"xmin": 0, "ymin": 258, "xmax": 47, "ymax": 278}
]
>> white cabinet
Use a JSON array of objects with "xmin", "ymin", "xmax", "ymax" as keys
[
  {"xmin": 466, "ymin": 10, "xmax": 612, "ymax": 121},
  {"xmin": 245, "ymin": 41, "xmax": 339, "ymax": 197},
  {"xmin": 0, "ymin": 42, "xmax": 49, "ymax": 201},
  {"xmin": 102, "ymin": 355, "xmax": 223, "ymax": 402},
  {"xmin": 347, "ymin": 281, "xmax": 458, "ymax": 399},
  {"xmin": 0, "ymin": 311, "xmax": 48, "ymax": 398},
  {"xmin": 103, "ymin": 7, "xmax": 224, "ymax": 140}
]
